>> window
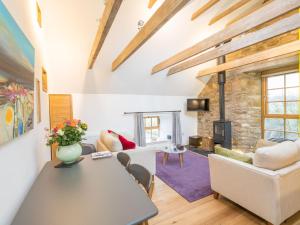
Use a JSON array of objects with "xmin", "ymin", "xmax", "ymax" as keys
[
  {"xmin": 262, "ymin": 72, "xmax": 300, "ymax": 141},
  {"xmin": 144, "ymin": 116, "xmax": 160, "ymax": 143}
]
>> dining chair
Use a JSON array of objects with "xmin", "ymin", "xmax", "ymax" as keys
[
  {"xmin": 127, "ymin": 164, "xmax": 154, "ymax": 198},
  {"xmin": 127, "ymin": 164, "xmax": 154, "ymax": 225},
  {"xmin": 117, "ymin": 152, "xmax": 131, "ymax": 168}
]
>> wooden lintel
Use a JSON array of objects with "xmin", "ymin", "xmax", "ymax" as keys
[
  {"xmin": 88, "ymin": 0, "xmax": 123, "ymax": 69},
  {"xmin": 209, "ymin": 0, "xmax": 251, "ymax": 25},
  {"xmin": 167, "ymin": 13, "xmax": 300, "ymax": 75},
  {"xmin": 151, "ymin": 0, "xmax": 300, "ymax": 74},
  {"xmin": 191, "ymin": 0, "xmax": 219, "ymax": 21},
  {"xmin": 196, "ymin": 41, "xmax": 300, "ymax": 78},
  {"xmin": 112, "ymin": 0, "xmax": 190, "ymax": 71}
]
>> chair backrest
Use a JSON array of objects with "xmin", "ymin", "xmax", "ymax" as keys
[
  {"xmin": 117, "ymin": 152, "xmax": 131, "ymax": 168},
  {"xmin": 127, "ymin": 164, "xmax": 153, "ymax": 197}
]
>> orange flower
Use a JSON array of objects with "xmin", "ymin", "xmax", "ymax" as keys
[
  {"xmin": 73, "ymin": 119, "xmax": 80, "ymax": 125},
  {"xmin": 70, "ymin": 121, "xmax": 76, "ymax": 127},
  {"xmin": 57, "ymin": 123, "xmax": 64, "ymax": 129}
]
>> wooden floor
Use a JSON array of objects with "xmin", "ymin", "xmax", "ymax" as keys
[{"xmin": 149, "ymin": 177, "xmax": 300, "ymax": 225}]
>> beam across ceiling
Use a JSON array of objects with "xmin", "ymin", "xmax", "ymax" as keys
[
  {"xmin": 191, "ymin": 0, "xmax": 219, "ymax": 21},
  {"xmin": 196, "ymin": 40, "xmax": 300, "ymax": 78},
  {"xmin": 226, "ymin": 0, "xmax": 266, "ymax": 27},
  {"xmin": 151, "ymin": 0, "xmax": 300, "ymax": 74},
  {"xmin": 112, "ymin": 0, "xmax": 190, "ymax": 71},
  {"xmin": 148, "ymin": 0, "xmax": 158, "ymax": 8},
  {"xmin": 88, "ymin": 0, "xmax": 123, "ymax": 69},
  {"xmin": 208, "ymin": 0, "xmax": 251, "ymax": 25},
  {"xmin": 167, "ymin": 13, "xmax": 300, "ymax": 75}
]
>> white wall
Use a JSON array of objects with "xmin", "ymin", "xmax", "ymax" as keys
[
  {"xmin": 42, "ymin": 0, "xmax": 242, "ymax": 96},
  {"xmin": 72, "ymin": 94, "xmax": 198, "ymax": 145},
  {"xmin": 0, "ymin": 1, "xmax": 50, "ymax": 225}
]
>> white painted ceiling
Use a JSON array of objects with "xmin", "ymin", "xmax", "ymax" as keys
[{"xmin": 40, "ymin": 0, "xmax": 261, "ymax": 96}]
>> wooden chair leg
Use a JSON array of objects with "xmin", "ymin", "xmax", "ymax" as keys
[{"xmin": 213, "ymin": 191, "xmax": 219, "ymax": 199}]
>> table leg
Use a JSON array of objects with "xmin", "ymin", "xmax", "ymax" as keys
[
  {"xmin": 163, "ymin": 153, "xmax": 169, "ymax": 165},
  {"xmin": 179, "ymin": 153, "xmax": 184, "ymax": 168}
]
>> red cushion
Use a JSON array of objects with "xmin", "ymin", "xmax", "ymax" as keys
[{"xmin": 118, "ymin": 134, "xmax": 136, "ymax": 150}]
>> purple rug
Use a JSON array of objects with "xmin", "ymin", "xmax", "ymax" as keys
[{"xmin": 156, "ymin": 150, "xmax": 212, "ymax": 202}]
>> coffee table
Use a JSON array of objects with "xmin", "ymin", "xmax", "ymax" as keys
[{"xmin": 162, "ymin": 144, "xmax": 187, "ymax": 168}]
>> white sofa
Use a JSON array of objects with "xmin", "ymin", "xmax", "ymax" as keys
[
  {"xmin": 97, "ymin": 131, "xmax": 159, "ymax": 175},
  {"xmin": 209, "ymin": 153, "xmax": 300, "ymax": 225}
]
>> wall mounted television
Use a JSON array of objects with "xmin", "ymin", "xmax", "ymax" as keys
[{"xmin": 187, "ymin": 99, "xmax": 209, "ymax": 111}]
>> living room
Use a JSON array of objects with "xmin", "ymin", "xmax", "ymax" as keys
[{"xmin": 0, "ymin": 0, "xmax": 300, "ymax": 225}]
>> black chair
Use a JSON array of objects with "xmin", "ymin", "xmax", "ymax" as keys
[
  {"xmin": 127, "ymin": 164, "xmax": 154, "ymax": 225},
  {"xmin": 81, "ymin": 143, "xmax": 96, "ymax": 155},
  {"xmin": 117, "ymin": 152, "xmax": 131, "ymax": 168},
  {"xmin": 127, "ymin": 164, "xmax": 154, "ymax": 198}
]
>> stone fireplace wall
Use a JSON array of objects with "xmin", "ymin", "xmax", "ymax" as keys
[{"xmin": 198, "ymin": 72, "xmax": 262, "ymax": 150}]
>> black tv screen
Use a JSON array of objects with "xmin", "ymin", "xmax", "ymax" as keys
[{"xmin": 187, "ymin": 99, "xmax": 209, "ymax": 111}]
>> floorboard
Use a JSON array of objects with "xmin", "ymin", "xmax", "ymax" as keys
[{"xmin": 149, "ymin": 177, "xmax": 300, "ymax": 225}]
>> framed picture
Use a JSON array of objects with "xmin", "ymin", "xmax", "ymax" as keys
[
  {"xmin": 36, "ymin": 79, "xmax": 41, "ymax": 123},
  {"xmin": 0, "ymin": 2, "xmax": 35, "ymax": 144},
  {"xmin": 42, "ymin": 67, "xmax": 48, "ymax": 93}
]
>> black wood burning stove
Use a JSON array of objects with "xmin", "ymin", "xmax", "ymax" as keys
[{"xmin": 213, "ymin": 56, "xmax": 232, "ymax": 149}]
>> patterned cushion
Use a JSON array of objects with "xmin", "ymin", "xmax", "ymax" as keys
[{"xmin": 100, "ymin": 131, "xmax": 123, "ymax": 152}]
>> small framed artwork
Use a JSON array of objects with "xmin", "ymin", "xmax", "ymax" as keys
[
  {"xmin": 36, "ymin": 79, "xmax": 42, "ymax": 123},
  {"xmin": 42, "ymin": 67, "xmax": 48, "ymax": 93}
]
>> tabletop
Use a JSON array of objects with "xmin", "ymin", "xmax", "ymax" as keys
[{"xmin": 11, "ymin": 156, "xmax": 158, "ymax": 225}]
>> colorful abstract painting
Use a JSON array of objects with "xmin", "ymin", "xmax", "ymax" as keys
[{"xmin": 0, "ymin": 1, "xmax": 34, "ymax": 145}]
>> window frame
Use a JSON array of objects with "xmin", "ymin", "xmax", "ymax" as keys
[
  {"xmin": 144, "ymin": 116, "xmax": 160, "ymax": 142},
  {"xmin": 261, "ymin": 69, "xmax": 300, "ymax": 140}
]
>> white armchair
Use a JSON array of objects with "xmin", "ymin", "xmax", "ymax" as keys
[{"xmin": 209, "ymin": 154, "xmax": 300, "ymax": 225}]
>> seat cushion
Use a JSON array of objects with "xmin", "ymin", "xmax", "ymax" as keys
[
  {"xmin": 100, "ymin": 131, "xmax": 123, "ymax": 152},
  {"xmin": 215, "ymin": 145, "xmax": 253, "ymax": 164},
  {"xmin": 254, "ymin": 141, "xmax": 300, "ymax": 170}
]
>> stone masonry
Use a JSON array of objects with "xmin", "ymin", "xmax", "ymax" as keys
[{"xmin": 198, "ymin": 72, "xmax": 261, "ymax": 151}]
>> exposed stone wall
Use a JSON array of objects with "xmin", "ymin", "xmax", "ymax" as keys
[{"xmin": 198, "ymin": 72, "xmax": 261, "ymax": 151}]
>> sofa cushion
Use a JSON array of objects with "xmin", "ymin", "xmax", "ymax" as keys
[
  {"xmin": 255, "ymin": 139, "xmax": 277, "ymax": 151},
  {"xmin": 100, "ymin": 131, "xmax": 123, "ymax": 152},
  {"xmin": 294, "ymin": 139, "xmax": 300, "ymax": 160},
  {"xmin": 254, "ymin": 141, "xmax": 300, "ymax": 170},
  {"xmin": 119, "ymin": 134, "xmax": 136, "ymax": 150},
  {"xmin": 215, "ymin": 145, "xmax": 253, "ymax": 164}
]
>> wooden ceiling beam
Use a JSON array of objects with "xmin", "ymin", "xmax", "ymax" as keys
[
  {"xmin": 112, "ymin": 0, "xmax": 190, "ymax": 71},
  {"xmin": 191, "ymin": 0, "xmax": 219, "ymax": 21},
  {"xmin": 88, "ymin": 0, "xmax": 123, "ymax": 69},
  {"xmin": 151, "ymin": 0, "xmax": 300, "ymax": 74},
  {"xmin": 226, "ymin": 0, "xmax": 266, "ymax": 27},
  {"xmin": 167, "ymin": 13, "xmax": 300, "ymax": 75},
  {"xmin": 196, "ymin": 40, "xmax": 300, "ymax": 78},
  {"xmin": 209, "ymin": 0, "xmax": 251, "ymax": 25},
  {"xmin": 148, "ymin": 0, "xmax": 158, "ymax": 8},
  {"xmin": 232, "ymin": 53, "xmax": 298, "ymax": 74}
]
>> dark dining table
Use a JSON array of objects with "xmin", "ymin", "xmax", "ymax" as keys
[{"xmin": 11, "ymin": 156, "xmax": 158, "ymax": 225}]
